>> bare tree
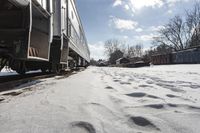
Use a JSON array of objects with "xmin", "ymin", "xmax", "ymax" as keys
[
  {"xmin": 104, "ymin": 39, "xmax": 127, "ymax": 64},
  {"xmin": 186, "ymin": 2, "xmax": 200, "ymax": 47},
  {"xmin": 104, "ymin": 39, "xmax": 121, "ymax": 57},
  {"xmin": 120, "ymin": 40, "xmax": 128, "ymax": 55},
  {"xmin": 153, "ymin": 2, "xmax": 200, "ymax": 51},
  {"xmin": 153, "ymin": 15, "xmax": 191, "ymax": 51},
  {"xmin": 135, "ymin": 43, "xmax": 143, "ymax": 57},
  {"xmin": 127, "ymin": 43, "xmax": 143, "ymax": 57},
  {"xmin": 127, "ymin": 46, "xmax": 136, "ymax": 57}
]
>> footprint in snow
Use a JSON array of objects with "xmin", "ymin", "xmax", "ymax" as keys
[
  {"xmin": 128, "ymin": 78, "xmax": 135, "ymax": 82},
  {"xmin": 166, "ymin": 94, "xmax": 195, "ymax": 103},
  {"xmin": 120, "ymin": 82, "xmax": 131, "ymax": 85},
  {"xmin": 139, "ymin": 85, "xmax": 153, "ymax": 88},
  {"xmin": 126, "ymin": 92, "xmax": 161, "ymax": 99},
  {"xmin": 140, "ymin": 103, "xmax": 199, "ymax": 110},
  {"xmin": 126, "ymin": 92, "xmax": 146, "ymax": 98},
  {"xmin": 113, "ymin": 79, "xmax": 121, "ymax": 82},
  {"xmin": 147, "ymin": 95, "xmax": 160, "ymax": 99},
  {"xmin": 166, "ymin": 94, "xmax": 178, "ymax": 98},
  {"xmin": 129, "ymin": 116, "xmax": 160, "ymax": 131},
  {"xmin": 70, "ymin": 121, "xmax": 96, "ymax": 133},
  {"xmin": 146, "ymin": 80, "xmax": 154, "ymax": 84},
  {"xmin": 167, "ymin": 103, "xmax": 200, "ymax": 110},
  {"xmin": 137, "ymin": 103, "xmax": 200, "ymax": 111},
  {"xmin": 145, "ymin": 104, "xmax": 164, "ymax": 109},
  {"xmin": 156, "ymin": 83, "xmax": 185, "ymax": 93},
  {"xmin": 167, "ymin": 103, "xmax": 178, "ymax": 107},
  {"xmin": 105, "ymin": 86, "xmax": 114, "ymax": 89},
  {"xmin": 188, "ymin": 105, "xmax": 200, "ymax": 110},
  {"xmin": 190, "ymin": 84, "xmax": 200, "ymax": 89}
]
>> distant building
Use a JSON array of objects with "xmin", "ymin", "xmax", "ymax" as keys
[
  {"xmin": 116, "ymin": 57, "xmax": 130, "ymax": 65},
  {"xmin": 134, "ymin": 61, "xmax": 150, "ymax": 67},
  {"xmin": 109, "ymin": 50, "xmax": 124, "ymax": 64},
  {"xmin": 129, "ymin": 57, "xmax": 143, "ymax": 64},
  {"xmin": 97, "ymin": 59, "xmax": 108, "ymax": 67}
]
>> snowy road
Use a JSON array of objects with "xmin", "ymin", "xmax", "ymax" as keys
[{"xmin": 0, "ymin": 65, "xmax": 200, "ymax": 133}]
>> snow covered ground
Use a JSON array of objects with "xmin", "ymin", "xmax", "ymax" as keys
[
  {"xmin": 0, "ymin": 65, "xmax": 200, "ymax": 133},
  {"xmin": 0, "ymin": 67, "xmax": 17, "ymax": 76}
]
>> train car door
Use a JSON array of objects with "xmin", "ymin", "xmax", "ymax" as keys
[{"xmin": 28, "ymin": 0, "xmax": 53, "ymax": 61}]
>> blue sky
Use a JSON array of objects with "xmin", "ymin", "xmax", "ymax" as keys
[{"xmin": 76, "ymin": 0, "xmax": 197, "ymax": 60}]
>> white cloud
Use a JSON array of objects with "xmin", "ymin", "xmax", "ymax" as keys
[
  {"xmin": 88, "ymin": 42, "xmax": 105, "ymax": 60},
  {"xmin": 123, "ymin": 36, "xmax": 129, "ymax": 39},
  {"xmin": 134, "ymin": 33, "xmax": 156, "ymax": 42},
  {"xmin": 129, "ymin": 0, "xmax": 164, "ymax": 12},
  {"xmin": 167, "ymin": 9, "xmax": 173, "ymax": 14},
  {"xmin": 110, "ymin": 16, "xmax": 138, "ymax": 31},
  {"xmin": 113, "ymin": 0, "xmax": 122, "ymax": 7},
  {"xmin": 124, "ymin": 4, "xmax": 130, "ymax": 10},
  {"xmin": 113, "ymin": 0, "xmax": 190, "ymax": 14},
  {"xmin": 149, "ymin": 25, "xmax": 164, "ymax": 31},
  {"xmin": 140, "ymin": 34, "xmax": 155, "ymax": 41},
  {"xmin": 167, "ymin": 0, "xmax": 189, "ymax": 7},
  {"xmin": 135, "ymin": 28, "xmax": 143, "ymax": 32}
]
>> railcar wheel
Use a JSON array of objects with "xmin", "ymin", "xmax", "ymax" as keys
[
  {"xmin": 51, "ymin": 64, "xmax": 60, "ymax": 74},
  {"xmin": 0, "ymin": 58, "xmax": 7, "ymax": 71},
  {"xmin": 15, "ymin": 61, "xmax": 26, "ymax": 75}
]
